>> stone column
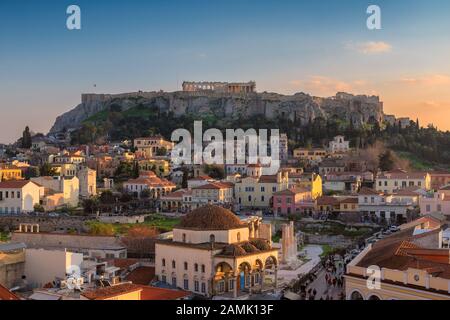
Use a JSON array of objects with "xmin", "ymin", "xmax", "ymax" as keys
[
  {"xmin": 233, "ymin": 276, "xmax": 238, "ymax": 298},
  {"xmin": 19, "ymin": 224, "xmax": 22, "ymax": 232},
  {"xmin": 274, "ymin": 267, "xmax": 278, "ymax": 289}
]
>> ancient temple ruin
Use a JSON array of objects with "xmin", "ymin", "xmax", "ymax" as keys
[
  {"xmin": 281, "ymin": 221, "xmax": 298, "ymax": 263},
  {"xmin": 182, "ymin": 81, "xmax": 256, "ymax": 94}
]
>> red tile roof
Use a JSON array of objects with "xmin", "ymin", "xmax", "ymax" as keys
[
  {"xmin": 0, "ymin": 180, "xmax": 39, "ymax": 189},
  {"xmin": 139, "ymin": 286, "xmax": 190, "ymax": 300},
  {"xmin": 0, "ymin": 284, "xmax": 19, "ymax": 300},
  {"xmin": 125, "ymin": 266, "xmax": 156, "ymax": 285},
  {"xmin": 82, "ymin": 283, "xmax": 142, "ymax": 300}
]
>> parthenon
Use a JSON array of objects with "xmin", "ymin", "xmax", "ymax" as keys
[{"xmin": 182, "ymin": 81, "xmax": 256, "ymax": 94}]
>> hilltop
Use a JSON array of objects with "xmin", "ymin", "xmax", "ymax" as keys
[{"xmin": 49, "ymin": 91, "xmax": 384, "ymax": 134}]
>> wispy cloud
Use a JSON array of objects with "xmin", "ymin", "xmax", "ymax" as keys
[
  {"xmin": 289, "ymin": 76, "xmax": 375, "ymax": 96},
  {"xmin": 346, "ymin": 41, "xmax": 392, "ymax": 55},
  {"xmin": 400, "ymin": 74, "xmax": 450, "ymax": 86}
]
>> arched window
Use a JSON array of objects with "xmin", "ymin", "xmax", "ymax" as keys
[
  {"xmin": 162, "ymin": 259, "xmax": 166, "ymax": 267},
  {"xmin": 201, "ymin": 264, "xmax": 206, "ymax": 273},
  {"xmin": 184, "ymin": 262, "xmax": 188, "ymax": 270},
  {"xmin": 194, "ymin": 263, "xmax": 199, "ymax": 272},
  {"xmin": 172, "ymin": 260, "xmax": 176, "ymax": 268}
]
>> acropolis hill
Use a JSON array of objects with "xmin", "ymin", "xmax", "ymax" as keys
[{"xmin": 49, "ymin": 82, "xmax": 384, "ymax": 134}]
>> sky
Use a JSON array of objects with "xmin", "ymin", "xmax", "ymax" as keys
[{"xmin": 1, "ymin": 0, "xmax": 450, "ymax": 143}]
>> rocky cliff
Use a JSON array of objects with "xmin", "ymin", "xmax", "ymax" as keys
[{"xmin": 49, "ymin": 91, "xmax": 384, "ymax": 133}]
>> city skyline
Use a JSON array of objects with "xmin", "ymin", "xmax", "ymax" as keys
[{"xmin": 1, "ymin": 0, "xmax": 450, "ymax": 143}]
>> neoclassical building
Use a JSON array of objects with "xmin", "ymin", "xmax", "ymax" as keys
[{"xmin": 155, "ymin": 205, "xmax": 278, "ymax": 298}]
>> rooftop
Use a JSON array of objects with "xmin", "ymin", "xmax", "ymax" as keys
[{"xmin": 177, "ymin": 205, "xmax": 245, "ymax": 230}]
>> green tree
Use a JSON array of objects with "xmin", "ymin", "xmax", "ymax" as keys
[
  {"xmin": 21, "ymin": 126, "xmax": 32, "ymax": 149},
  {"xmin": 379, "ymin": 150, "xmax": 395, "ymax": 171},
  {"xmin": 39, "ymin": 163, "xmax": 57, "ymax": 176}
]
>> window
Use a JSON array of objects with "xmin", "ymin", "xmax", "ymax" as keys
[
  {"xmin": 172, "ymin": 277, "xmax": 177, "ymax": 287},
  {"xmin": 272, "ymin": 187, "xmax": 277, "ymax": 192},
  {"xmin": 194, "ymin": 263, "xmax": 198, "ymax": 272},
  {"xmin": 162, "ymin": 259, "xmax": 166, "ymax": 267},
  {"xmin": 184, "ymin": 262, "xmax": 188, "ymax": 270},
  {"xmin": 182, "ymin": 233, "xmax": 186, "ymax": 243},
  {"xmin": 229, "ymin": 279, "xmax": 234, "ymax": 291},
  {"xmin": 218, "ymin": 281, "xmax": 225, "ymax": 293},
  {"xmin": 261, "ymin": 196, "xmax": 265, "ymax": 202},
  {"xmin": 201, "ymin": 282, "xmax": 206, "ymax": 293},
  {"xmin": 194, "ymin": 281, "xmax": 199, "ymax": 292},
  {"xmin": 426, "ymin": 205, "xmax": 431, "ymax": 212},
  {"xmin": 201, "ymin": 264, "xmax": 206, "ymax": 273},
  {"xmin": 17, "ymin": 192, "xmax": 21, "ymax": 198},
  {"xmin": 210, "ymin": 234, "xmax": 215, "ymax": 243},
  {"xmin": 183, "ymin": 279, "xmax": 189, "ymax": 290},
  {"xmin": 161, "ymin": 275, "xmax": 167, "ymax": 283},
  {"xmin": 261, "ymin": 187, "xmax": 265, "ymax": 192},
  {"xmin": 172, "ymin": 260, "xmax": 176, "ymax": 268}
]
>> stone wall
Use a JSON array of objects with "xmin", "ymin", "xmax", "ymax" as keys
[{"xmin": 0, "ymin": 216, "xmax": 90, "ymax": 233}]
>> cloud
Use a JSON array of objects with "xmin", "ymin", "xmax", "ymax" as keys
[
  {"xmin": 347, "ymin": 41, "xmax": 392, "ymax": 54},
  {"xmin": 400, "ymin": 74, "xmax": 450, "ymax": 86},
  {"xmin": 289, "ymin": 76, "xmax": 374, "ymax": 96}
]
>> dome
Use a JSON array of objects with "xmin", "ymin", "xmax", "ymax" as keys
[
  {"xmin": 251, "ymin": 239, "xmax": 271, "ymax": 251},
  {"xmin": 240, "ymin": 242, "xmax": 260, "ymax": 253},
  {"xmin": 221, "ymin": 244, "xmax": 247, "ymax": 257},
  {"xmin": 178, "ymin": 205, "xmax": 244, "ymax": 230}
]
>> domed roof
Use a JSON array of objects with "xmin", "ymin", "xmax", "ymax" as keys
[
  {"xmin": 178, "ymin": 205, "xmax": 244, "ymax": 230},
  {"xmin": 251, "ymin": 239, "xmax": 271, "ymax": 251},
  {"xmin": 222, "ymin": 244, "xmax": 247, "ymax": 257}
]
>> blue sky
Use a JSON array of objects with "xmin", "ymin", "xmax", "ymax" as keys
[{"xmin": 1, "ymin": 0, "xmax": 450, "ymax": 143}]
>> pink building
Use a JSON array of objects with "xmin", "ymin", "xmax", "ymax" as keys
[
  {"xmin": 273, "ymin": 187, "xmax": 314, "ymax": 215},
  {"xmin": 419, "ymin": 185, "xmax": 450, "ymax": 217}
]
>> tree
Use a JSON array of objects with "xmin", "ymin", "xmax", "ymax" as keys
[
  {"xmin": 204, "ymin": 165, "xmax": 225, "ymax": 180},
  {"xmin": 39, "ymin": 163, "xmax": 57, "ymax": 176},
  {"xmin": 99, "ymin": 190, "xmax": 115, "ymax": 204},
  {"xmin": 21, "ymin": 126, "xmax": 32, "ymax": 149},
  {"xmin": 82, "ymin": 198, "xmax": 99, "ymax": 214},
  {"xmin": 379, "ymin": 150, "xmax": 395, "ymax": 171}
]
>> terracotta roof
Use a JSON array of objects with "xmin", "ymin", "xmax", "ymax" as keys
[
  {"xmin": 273, "ymin": 187, "xmax": 310, "ymax": 196},
  {"xmin": 316, "ymin": 196, "xmax": 339, "ymax": 206},
  {"xmin": 178, "ymin": 205, "xmax": 244, "ymax": 230},
  {"xmin": 0, "ymin": 180, "xmax": 38, "ymax": 189},
  {"xmin": 358, "ymin": 187, "xmax": 383, "ymax": 196},
  {"xmin": 125, "ymin": 267, "xmax": 155, "ymax": 285},
  {"xmin": 104, "ymin": 258, "xmax": 140, "ymax": 270},
  {"xmin": 189, "ymin": 175, "xmax": 212, "ymax": 181},
  {"xmin": 82, "ymin": 283, "xmax": 142, "ymax": 300},
  {"xmin": 192, "ymin": 182, "xmax": 233, "ymax": 190},
  {"xmin": 356, "ymin": 226, "xmax": 450, "ymax": 279},
  {"xmin": 139, "ymin": 286, "xmax": 190, "ymax": 300},
  {"xmin": 258, "ymin": 175, "xmax": 278, "ymax": 183},
  {"xmin": 378, "ymin": 171, "xmax": 429, "ymax": 180},
  {"xmin": 339, "ymin": 197, "xmax": 358, "ymax": 204},
  {"xmin": 0, "ymin": 284, "xmax": 19, "ymax": 300}
]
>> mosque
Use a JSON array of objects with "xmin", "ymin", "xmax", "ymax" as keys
[{"xmin": 155, "ymin": 205, "xmax": 279, "ymax": 298}]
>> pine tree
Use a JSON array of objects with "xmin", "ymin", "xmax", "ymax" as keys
[{"xmin": 21, "ymin": 126, "xmax": 32, "ymax": 149}]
